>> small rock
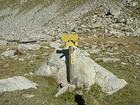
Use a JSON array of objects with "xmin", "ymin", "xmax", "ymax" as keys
[
  {"xmin": 20, "ymin": 0, "xmax": 28, "ymax": 5},
  {"xmin": 107, "ymin": 41, "xmax": 116, "ymax": 44},
  {"xmin": 130, "ymin": 1, "xmax": 138, "ymax": 7},
  {"xmin": 84, "ymin": 47, "xmax": 89, "ymax": 50},
  {"xmin": 19, "ymin": 58, "xmax": 25, "ymax": 61},
  {"xmin": 136, "ymin": 63, "xmax": 139, "ymax": 66},
  {"xmin": 81, "ymin": 24, "xmax": 86, "ymax": 28},
  {"xmin": 118, "ymin": 42, "xmax": 128, "ymax": 46},
  {"xmin": 18, "ymin": 44, "xmax": 41, "ymax": 51},
  {"xmin": 24, "ymin": 53, "xmax": 32, "ymax": 60},
  {"xmin": 14, "ymin": 56, "xmax": 18, "ymax": 60},
  {"xmin": 113, "ymin": 46, "xmax": 119, "ymax": 50},
  {"xmin": 29, "ymin": 72, "xmax": 33, "ymax": 75},
  {"xmin": 50, "ymin": 42, "xmax": 63, "ymax": 49},
  {"xmin": 106, "ymin": 52, "xmax": 120, "ymax": 56},
  {"xmin": 133, "ymin": 76, "xmax": 137, "ymax": 80},
  {"xmin": 24, "ymin": 73, "xmax": 29, "ymax": 76},
  {"xmin": 91, "ymin": 45, "xmax": 98, "ymax": 49},
  {"xmin": 1, "ymin": 50, "xmax": 16, "ymax": 57},
  {"xmin": 29, "ymin": 60, "xmax": 34, "ymax": 63},
  {"xmin": 55, "ymin": 84, "xmax": 76, "ymax": 97},
  {"xmin": 95, "ymin": 58, "xmax": 121, "ymax": 63},
  {"xmin": 109, "ymin": 29, "xmax": 125, "ymax": 36},
  {"xmin": 0, "ymin": 40, "xmax": 8, "ymax": 46},
  {"xmin": 125, "ymin": 45, "xmax": 129, "ymax": 48},
  {"xmin": 87, "ymin": 36, "xmax": 92, "ymax": 39},
  {"xmin": 134, "ymin": 28, "xmax": 140, "ymax": 35},
  {"xmin": 92, "ymin": 22, "xmax": 102, "ymax": 28},
  {"xmin": 42, "ymin": 46, "xmax": 50, "ymax": 49},
  {"xmin": 22, "ymin": 94, "xmax": 35, "ymax": 98},
  {"xmin": 121, "ymin": 62, "xmax": 128, "ymax": 65},
  {"xmin": 84, "ymin": 42, "xmax": 90, "ymax": 46},
  {"xmin": 110, "ymin": 6, "xmax": 121, "ymax": 18},
  {"xmin": 42, "ymin": 53, "xmax": 48, "ymax": 56},
  {"xmin": 89, "ymin": 49, "xmax": 101, "ymax": 54}
]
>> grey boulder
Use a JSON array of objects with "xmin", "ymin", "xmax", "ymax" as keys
[
  {"xmin": 0, "ymin": 76, "xmax": 38, "ymax": 93},
  {"xmin": 36, "ymin": 48, "xmax": 127, "ymax": 95}
]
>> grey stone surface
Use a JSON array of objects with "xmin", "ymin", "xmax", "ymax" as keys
[
  {"xmin": 0, "ymin": 40, "xmax": 8, "ymax": 46},
  {"xmin": 0, "ymin": 76, "xmax": 38, "ymax": 93},
  {"xmin": 88, "ymin": 49, "xmax": 101, "ymax": 54},
  {"xmin": 95, "ymin": 58, "xmax": 121, "ymax": 63},
  {"xmin": 22, "ymin": 94, "xmax": 35, "ymax": 98},
  {"xmin": 36, "ymin": 48, "xmax": 127, "ymax": 94},
  {"xmin": 1, "ymin": 49, "xmax": 16, "ymax": 57},
  {"xmin": 49, "ymin": 42, "xmax": 63, "ymax": 49},
  {"xmin": 18, "ymin": 44, "xmax": 41, "ymax": 50}
]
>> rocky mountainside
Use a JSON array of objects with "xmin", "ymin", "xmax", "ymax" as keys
[{"xmin": 0, "ymin": 0, "xmax": 139, "ymax": 41}]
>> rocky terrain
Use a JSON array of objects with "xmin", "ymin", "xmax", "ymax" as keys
[
  {"xmin": 0, "ymin": 34, "xmax": 140, "ymax": 105},
  {"xmin": 0, "ymin": 0, "xmax": 140, "ymax": 105},
  {"xmin": 0, "ymin": 0, "xmax": 140, "ymax": 41}
]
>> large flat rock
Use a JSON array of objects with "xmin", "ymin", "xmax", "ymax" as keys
[{"xmin": 0, "ymin": 76, "xmax": 38, "ymax": 93}]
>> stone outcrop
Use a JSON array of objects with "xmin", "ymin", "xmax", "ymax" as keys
[{"xmin": 36, "ymin": 48, "xmax": 127, "ymax": 95}]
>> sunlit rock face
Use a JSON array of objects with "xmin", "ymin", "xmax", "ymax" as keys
[{"xmin": 36, "ymin": 48, "xmax": 127, "ymax": 94}]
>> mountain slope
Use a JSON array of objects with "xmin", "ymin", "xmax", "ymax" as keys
[{"xmin": 0, "ymin": 0, "xmax": 139, "ymax": 41}]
